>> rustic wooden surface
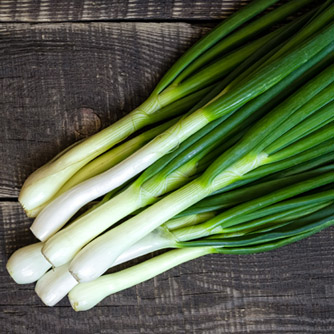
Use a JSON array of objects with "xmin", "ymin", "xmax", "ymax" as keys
[
  {"xmin": 0, "ymin": 1, "xmax": 333, "ymax": 333},
  {"xmin": 0, "ymin": 0, "xmax": 249, "ymax": 22}
]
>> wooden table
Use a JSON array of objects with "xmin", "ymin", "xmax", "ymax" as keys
[{"xmin": 0, "ymin": 1, "xmax": 333, "ymax": 333}]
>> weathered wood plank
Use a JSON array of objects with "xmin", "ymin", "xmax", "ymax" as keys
[
  {"xmin": 0, "ymin": 22, "xmax": 211, "ymax": 197},
  {"xmin": 1, "ymin": 202, "xmax": 334, "ymax": 333},
  {"xmin": 0, "ymin": 0, "xmax": 250, "ymax": 22},
  {"xmin": 1, "ymin": 4, "xmax": 333, "ymax": 333}
]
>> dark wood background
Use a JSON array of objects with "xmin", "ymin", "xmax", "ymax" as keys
[{"xmin": 0, "ymin": 1, "xmax": 333, "ymax": 333}]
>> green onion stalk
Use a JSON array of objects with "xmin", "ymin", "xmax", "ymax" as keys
[
  {"xmin": 30, "ymin": 16, "xmax": 334, "ymax": 241},
  {"xmin": 20, "ymin": 0, "xmax": 292, "ymax": 215},
  {"xmin": 68, "ymin": 60, "xmax": 334, "ymax": 282},
  {"xmin": 68, "ymin": 210, "xmax": 334, "ymax": 311}
]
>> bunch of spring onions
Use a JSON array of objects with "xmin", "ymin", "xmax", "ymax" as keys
[{"xmin": 6, "ymin": 0, "xmax": 334, "ymax": 311}]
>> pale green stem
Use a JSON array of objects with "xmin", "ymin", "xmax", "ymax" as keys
[{"xmin": 69, "ymin": 247, "xmax": 213, "ymax": 311}]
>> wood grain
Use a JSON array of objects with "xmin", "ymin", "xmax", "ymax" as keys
[
  {"xmin": 0, "ymin": 22, "xmax": 210, "ymax": 198},
  {"xmin": 0, "ymin": 0, "xmax": 249, "ymax": 22},
  {"xmin": 1, "ymin": 202, "xmax": 333, "ymax": 333},
  {"xmin": 1, "ymin": 2, "xmax": 333, "ymax": 333}
]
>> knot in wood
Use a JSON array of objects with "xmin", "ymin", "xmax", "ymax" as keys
[{"xmin": 74, "ymin": 108, "xmax": 102, "ymax": 137}]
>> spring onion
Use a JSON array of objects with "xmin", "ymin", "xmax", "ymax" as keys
[{"xmin": 5, "ymin": 0, "xmax": 334, "ymax": 312}]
